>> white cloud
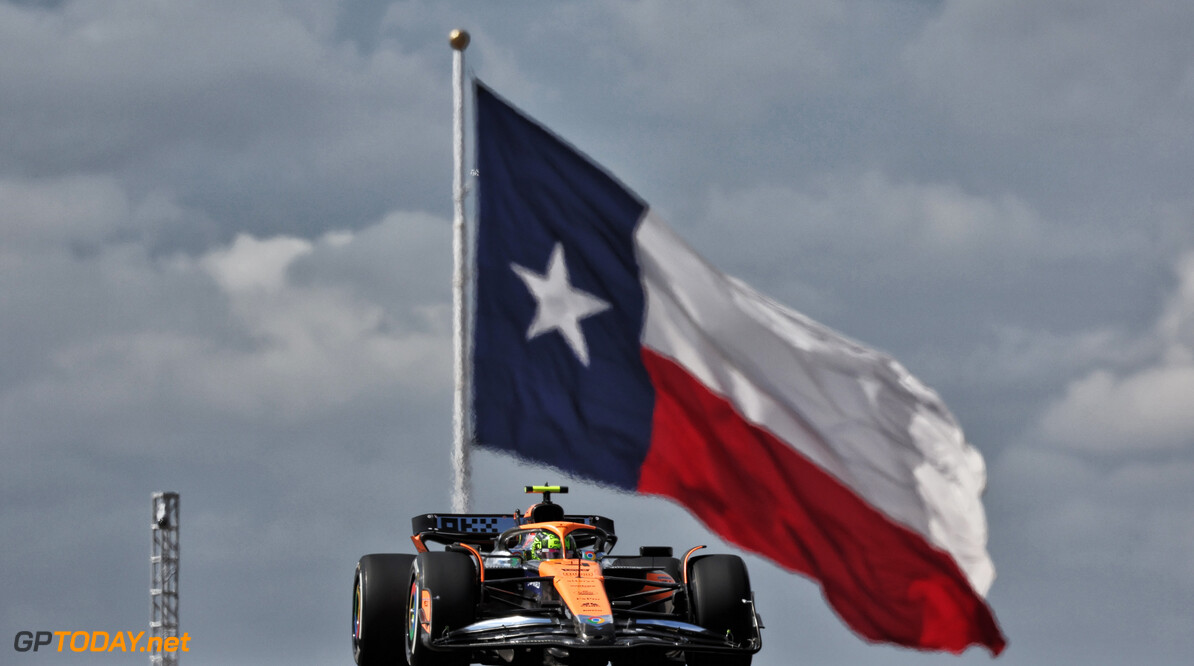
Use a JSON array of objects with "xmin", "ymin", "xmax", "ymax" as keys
[
  {"xmin": 182, "ymin": 222, "xmax": 452, "ymax": 420},
  {"xmin": 1040, "ymin": 366, "xmax": 1194, "ymax": 453},
  {"xmin": 4, "ymin": 210, "xmax": 452, "ymax": 444},
  {"xmin": 988, "ymin": 250, "xmax": 1194, "ymax": 638},
  {"xmin": 1037, "ymin": 252, "xmax": 1194, "ymax": 453},
  {"xmin": 202, "ymin": 234, "xmax": 314, "ymax": 293}
]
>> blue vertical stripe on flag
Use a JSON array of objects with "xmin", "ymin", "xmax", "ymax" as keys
[{"xmin": 473, "ymin": 82, "xmax": 656, "ymax": 489}]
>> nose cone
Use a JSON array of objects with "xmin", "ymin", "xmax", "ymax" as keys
[{"xmin": 577, "ymin": 614, "xmax": 615, "ymax": 644}]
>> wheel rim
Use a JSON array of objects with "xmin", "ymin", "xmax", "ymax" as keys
[
  {"xmin": 352, "ymin": 575, "xmax": 363, "ymax": 641},
  {"xmin": 406, "ymin": 578, "xmax": 419, "ymax": 655}
]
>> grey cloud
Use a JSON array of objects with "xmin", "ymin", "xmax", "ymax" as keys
[
  {"xmin": 905, "ymin": 0, "xmax": 1194, "ymax": 137},
  {"xmin": 0, "ymin": 0, "xmax": 448, "ymax": 239},
  {"xmin": 5, "ymin": 1, "xmax": 1194, "ymax": 664}
]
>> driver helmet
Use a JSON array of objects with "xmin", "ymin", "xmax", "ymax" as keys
[{"xmin": 527, "ymin": 530, "xmax": 575, "ymax": 560}]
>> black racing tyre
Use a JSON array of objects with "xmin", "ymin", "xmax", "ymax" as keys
[
  {"xmin": 686, "ymin": 555, "xmax": 753, "ymax": 666},
  {"xmin": 405, "ymin": 551, "xmax": 478, "ymax": 666},
  {"xmin": 353, "ymin": 553, "xmax": 416, "ymax": 666}
]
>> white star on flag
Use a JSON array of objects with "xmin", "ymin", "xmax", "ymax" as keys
[{"xmin": 511, "ymin": 243, "xmax": 610, "ymax": 366}]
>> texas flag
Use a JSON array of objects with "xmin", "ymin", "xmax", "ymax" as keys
[{"xmin": 473, "ymin": 81, "xmax": 1005, "ymax": 655}]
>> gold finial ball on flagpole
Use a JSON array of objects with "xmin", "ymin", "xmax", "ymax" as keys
[{"xmin": 449, "ymin": 29, "xmax": 470, "ymax": 51}]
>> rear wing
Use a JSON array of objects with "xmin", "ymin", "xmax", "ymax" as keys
[{"xmin": 411, "ymin": 513, "xmax": 616, "ymax": 550}]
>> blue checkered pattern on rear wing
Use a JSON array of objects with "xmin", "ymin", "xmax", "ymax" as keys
[{"xmin": 411, "ymin": 513, "xmax": 615, "ymax": 542}]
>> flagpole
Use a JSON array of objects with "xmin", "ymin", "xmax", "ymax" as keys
[{"xmin": 449, "ymin": 29, "xmax": 471, "ymax": 514}]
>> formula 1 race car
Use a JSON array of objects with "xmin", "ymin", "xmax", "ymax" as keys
[{"xmin": 352, "ymin": 486, "xmax": 762, "ymax": 666}]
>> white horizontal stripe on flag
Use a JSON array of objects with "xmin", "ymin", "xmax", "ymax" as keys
[{"xmin": 634, "ymin": 209, "xmax": 994, "ymax": 596}]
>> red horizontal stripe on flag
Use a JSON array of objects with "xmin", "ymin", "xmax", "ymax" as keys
[{"xmin": 637, "ymin": 348, "xmax": 1006, "ymax": 655}]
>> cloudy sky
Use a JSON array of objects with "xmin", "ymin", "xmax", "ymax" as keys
[{"xmin": 4, "ymin": 1, "xmax": 1194, "ymax": 664}]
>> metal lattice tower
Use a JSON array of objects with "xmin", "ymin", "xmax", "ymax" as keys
[{"xmin": 150, "ymin": 492, "xmax": 180, "ymax": 666}]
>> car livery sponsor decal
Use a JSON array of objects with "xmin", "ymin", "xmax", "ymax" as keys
[
  {"xmin": 419, "ymin": 589, "xmax": 432, "ymax": 635},
  {"xmin": 537, "ymin": 560, "xmax": 613, "ymax": 618}
]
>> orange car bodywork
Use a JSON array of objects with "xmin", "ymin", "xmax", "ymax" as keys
[
  {"xmin": 537, "ymin": 559, "xmax": 613, "ymax": 623},
  {"xmin": 521, "ymin": 521, "xmax": 615, "ymax": 627}
]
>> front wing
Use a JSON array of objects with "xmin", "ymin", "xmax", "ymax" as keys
[{"xmin": 425, "ymin": 605, "xmax": 762, "ymax": 656}]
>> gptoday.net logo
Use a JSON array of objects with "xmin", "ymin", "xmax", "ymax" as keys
[{"xmin": 13, "ymin": 630, "xmax": 191, "ymax": 654}]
